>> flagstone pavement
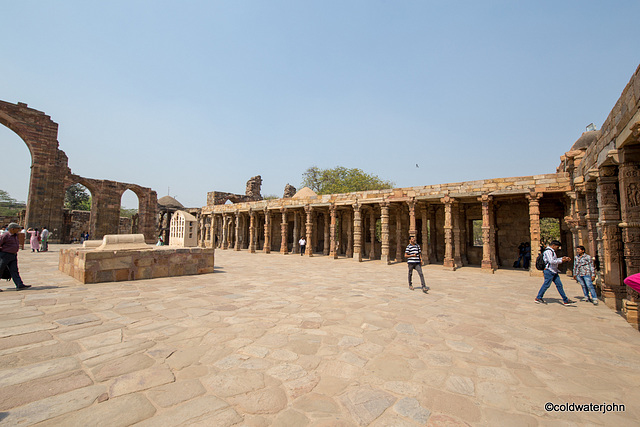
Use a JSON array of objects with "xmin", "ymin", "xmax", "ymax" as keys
[{"xmin": 1, "ymin": 245, "xmax": 639, "ymax": 426}]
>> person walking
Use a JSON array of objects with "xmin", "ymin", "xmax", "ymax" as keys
[
  {"xmin": 299, "ymin": 237, "xmax": 306, "ymax": 256},
  {"xmin": 405, "ymin": 235, "xmax": 428, "ymax": 293},
  {"xmin": 535, "ymin": 240, "xmax": 575, "ymax": 305},
  {"xmin": 0, "ymin": 223, "xmax": 31, "ymax": 291},
  {"xmin": 40, "ymin": 226, "xmax": 50, "ymax": 252},
  {"xmin": 574, "ymin": 245, "xmax": 598, "ymax": 305},
  {"xmin": 27, "ymin": 228, "xmax": 40, "ymax": 252}
]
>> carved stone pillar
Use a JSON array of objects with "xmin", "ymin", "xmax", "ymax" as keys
[
  {"xmin": 346, "ymin": 210, "xmax": 353, "ymax": 258},
  {"xmin": 312, "ymin": 211, "xmax": 318, "ymax": 253},
  {"xmin": 234, "ymin": 211, "xmax": 241, "ymax": 251},
  {"xmin": 199, "ymin": 216, "xmax": 205, "ymax": 247},
  {"xmin": 442, "ymin": 195, "xmax": 455, "ymax": 269},
  {"xmin": 453, "ymin": 201, "xmax": 462, "ymax": 268},
  {"xmin": 353, "ymin": 203, "xmax": 362, "ymax": 262},
  {"xmin": 618, "ymin": 148, "xmax": 640, "ymax": 327},
  {"xmin": 395, "ymin": 206, "xmax": 403, "ymax": 262},
  {"xmin": 421, "ymin": 203, "xmax": 429, "ymax": 265},
  {"xmin": 575, "ymin": 191, "xmax": 589, "ymax": 247},
  {"xmin": 263, "ymin": 208, "xmax": 271, "ymax": 254},
  {"xmin": 527, "ymin": 192, "xmax": 542, "ymax": 275},
  {"xmin": 407, "ymin": 198, "xmax": 417, "ymax": 237},
  {"xmin": 209, "ymin": 215, "xmax": 215, "ymax": 247},
  {"xmin": 280, "ymin": 208, "xmax": 288, "ymax": 254},
  {"xmin": 597, "ymin": 165, "xmax": 625, "ymax": 309},
  {"xmin": 584, "ymin": 180, "xmax": 599, "ymax": 260},
  {"xmin": 305, "ymin": 205, "xmax": 314, "ymax": 256},
  {"xmin": 249, "ymin": 209, "xmax": 256, "ymax": 253},
  {"xmin": 369, "ymin": 209, "xmax": 376, "ymax": 260},
  {"xmin": 293, "ymin": 211, "xmax": 299, "ymax": 254},
  {"xmin": 222, "ymin": 214, "xmax": 229, "ymax": 250},
  {"xmin": 380, "ymin": 202, "xmax": 390, "ymax": 264},
  {"xmin": 564, "ymin": 192, "xmax": 580, "ymax": 273},
  {"xmin": 329, "ymin": 204, "xmax": 337, "ymax": 259},
  {"xmin": 323, "ymin": 211, "xmax": 330, "ymax": 255},
  {"xmin": 479, "ymin": 195, "xmax": 494, "ymax": 272}
]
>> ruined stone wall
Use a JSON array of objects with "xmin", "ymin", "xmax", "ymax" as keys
[
  {"xmin": 119, "ymin": 217, "xmax": 132, "ymax": 235},
  {"xmin": 0, "ymin": 216, "xmax": 20, "ymax": 228},
  {"xmin": 0, "ymin": 101, "xmax": 70, "ymax": 237},
  {"xmin": 207, "ymin": 175, "xmax": 264, "ymax": 206},
  {"xmin": 0, "ymin": 100, "xmax": 158, "ymax": 243},
  {"xmin": 69, "ymin": 210, "xmax": 91, "ymax": 242},
  {"xmin": 495, "ymin": 200, "xmax": 530, "ymax": 267}
]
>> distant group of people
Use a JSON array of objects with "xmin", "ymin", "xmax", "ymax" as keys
[{"xmin": 513, "ymin": 242, "xmax": 531, "ymax": 269}]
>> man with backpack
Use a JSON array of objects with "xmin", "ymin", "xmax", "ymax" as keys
[{"xmin": 535, "ymin": 240, "xmax": 575, "ymax": 305}]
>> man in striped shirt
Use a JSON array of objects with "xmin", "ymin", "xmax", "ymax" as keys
[{"xmin": 405, "ymin": 236, "xmax": 428, "ymax": 293}]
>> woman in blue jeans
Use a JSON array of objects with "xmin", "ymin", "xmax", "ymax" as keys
[{"xmin": 574, "ymin": 245, "xmax": 598, "ymax": 305}]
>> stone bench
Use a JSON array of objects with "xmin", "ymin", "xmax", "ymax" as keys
[{"xmin": 95, "ymin": 234, "xmax": 150, "ymax": 251}]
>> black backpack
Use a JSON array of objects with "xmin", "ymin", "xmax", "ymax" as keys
[{"xmin": 535, "ymin": 248, "xmax": 552, "ymax": 270}]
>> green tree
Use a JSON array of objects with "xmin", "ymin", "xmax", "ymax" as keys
[
  {"xmin": 301, "ymin": 166, "xmax": 394, "ymax": 195},
  {"xmin": 120, "ymin": 208, "xmax": 138, "ymax": 218},
  {"xmin": 65, "ymin": 184, "xmax": 91, "ymax": 211},
  {"xmin": 0, "ymin": 190, "xmax": 26, "ymax": 216},
  {"xmin": 540, "ymin": 217, "xmax": 560, "ymax": 244}
]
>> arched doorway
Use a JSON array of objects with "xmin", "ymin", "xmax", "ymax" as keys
[
  {"xmin": 0, "ymin": 125, "xmax": 29, "ymax": 225},
  {"xmin": 120, "ymin": 189, "xmax": 140, "ymax": 234}
]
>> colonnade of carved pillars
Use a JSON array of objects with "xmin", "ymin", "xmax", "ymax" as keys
[
  {"xmin": 564, "ymin": 143, "xmax": 640, "ymax": 328},
  {"xmin": 206, "ymin": 196, "xmax": 499, "ymax": 273}
]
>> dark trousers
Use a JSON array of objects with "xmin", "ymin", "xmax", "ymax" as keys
[
  {"xmin": 300, "ymin": 245, "xmax": 305, "ymax": 255},
  {"xmin": 408, "ymin": 262, "xmax": 426, "ymax": 287},
  {"xmin": 0, "ymin": 252, "xmax": 25, "ymax": 288}
]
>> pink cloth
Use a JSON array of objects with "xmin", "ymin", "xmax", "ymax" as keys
[
  {"xmin": 27, "ymin": 230, "xmax": 39, "ymax": 251},
  {"xmin": 624, "ymin": 273, "xmax": 640, "ymax": 294}
]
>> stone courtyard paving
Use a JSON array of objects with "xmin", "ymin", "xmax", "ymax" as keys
[{"xmin": 1, "ymin": 245, "xmax": 639, "ymax": 426}]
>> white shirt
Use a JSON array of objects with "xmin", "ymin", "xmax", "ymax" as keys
[
  {"xmin": 543, "ymin": 247, "xmax": 563, "ymax": 274},
  {"xmin": 299, "ymin": 238, "xmax": 306, "ymax": 245}
]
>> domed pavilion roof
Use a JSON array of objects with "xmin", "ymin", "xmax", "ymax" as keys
[
  {"xmin": 570, "ymin": 130, "xmax": 601, "ymax": 151},
  {"xmin": 158, "ymin": 195, "xmax": 184, "ymax": 209}
]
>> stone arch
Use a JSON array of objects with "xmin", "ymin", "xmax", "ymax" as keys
[
  {"xmin": 117, "ymin": 184, "xmax": 157, "ymax": 243},
  {"xmin": 61, "ymin": 176, "xmax": 97, "ymax": 243},
  {"xmin": 0, "ymin": 101, "xmax": 71, "ymax": 238},
  {"xmin": 0, "ymin": 100, "xmax": 158, "ymax": 243}
]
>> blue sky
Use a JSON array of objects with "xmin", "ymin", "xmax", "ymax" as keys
[{"xmin": 2, "ymin": 1, "xmax": 639, "ymax": 208}]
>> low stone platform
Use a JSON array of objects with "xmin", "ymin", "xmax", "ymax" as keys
[{"xmin": 59, "ymin": 235, "xmax": 214, "ymax": 283}]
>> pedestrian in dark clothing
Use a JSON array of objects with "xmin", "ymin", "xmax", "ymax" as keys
[{"xmin": 0, "ymin": 223, "xmax": 31, "ymax": 291}]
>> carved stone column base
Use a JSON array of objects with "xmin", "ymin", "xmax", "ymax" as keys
[
  {"xmin": 624, "ymin": 300, "xmax": 640, "ymax": 330},
  {"xmin": 381, "ymin": 254, "xmax": 390, "ymax": 265},
  {"xmin": 443, "ymin": 258, "xmax": 456, "ymax": 270},
  {"xmin": 481, "ymin": 260, "xmax": 495, "ymax": 273},
  {"xmin": 601, "ymin": 286, "xmax": 624, "ymax": 311}
]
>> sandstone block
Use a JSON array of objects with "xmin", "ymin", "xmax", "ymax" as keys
[
  {"xmin": 36, "ymin": 393, "xmax": 156, "ymax": 427},
  {"xmin": 0, "ymin": 384, "xmax": 106, "ymax": 426},
  {"xmin": 146, "ymin": 379, "xmax": 206, "ymax": 408},
  {"xmin": 109, "ymin": 365, "xmax": 175, "ymax": 397},
  {"xmin": 0, "ymin": 370, "xmax": 93, "ymax": 410}
]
